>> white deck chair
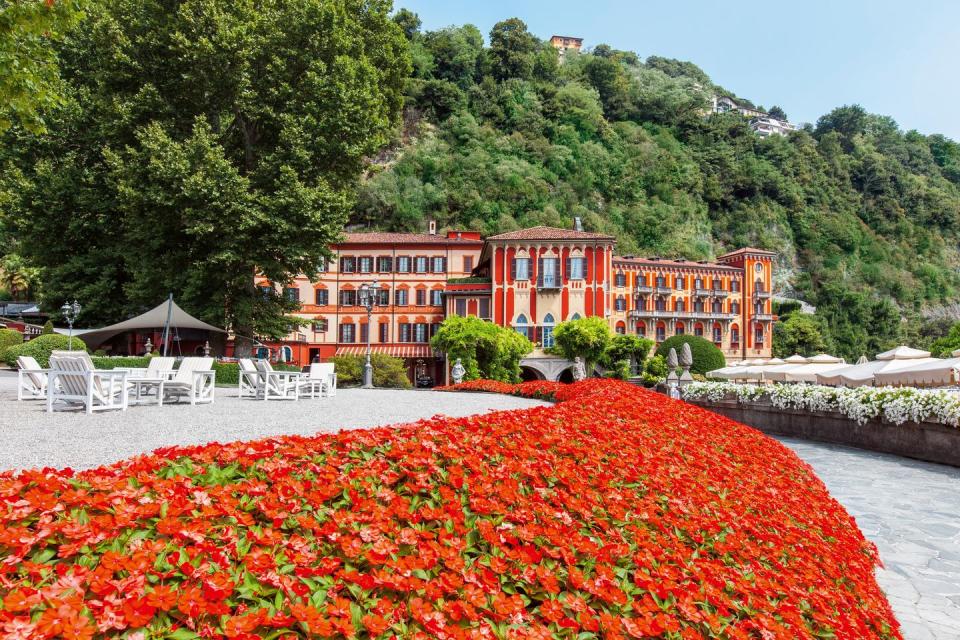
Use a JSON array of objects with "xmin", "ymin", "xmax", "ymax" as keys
[
  {"xmin": 237, "ymin": 358, "xmax": 262, "ymax": 398},
  {"xmin": 134, "ymin": 357, "xmax": 216, "ymax": 405},
  {"xmin": 47, "ymin": 353, "xmax": 128, "ymax": 414},
  {"xmin": 16, "ymin": 355, "xmax": 47, "ymax": 401},
  {"xmin": 117, "ymin": 357, "xmax": 176, "ymax": 379},
  {"xmin": 255, "ymin": 359, "xmax": 301, "ymax": 401},
  {"xmin": 298, "ymin": 363, "xmax": 337, "ymax": 398}
]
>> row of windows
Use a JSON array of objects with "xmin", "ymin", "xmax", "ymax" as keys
[
  {"xmin": 453, "ymin": 297, "xmax": 491, "ymax": 319},
  {"xmin": 339, "ymin": 256, "xmax": 470, "ymax": 274},
  {"xmin": 635, "ymin": 324, "xmax": 764, "ymax": 345},
  {"xmin": 337, "ymin": 322, "xmax": 441, "ymax": 343},
  {"xmin": 274, "ymin": 287, "xmax": 444, "ymax": 307},
  {"xmin": 621, "ymin": 297, "xmax": 744, "ymax": 314},
  {"xmin": 511, "ymin": 257, "xmax": 587, "ymax": 285},
  {"xmin": 615, "ymin": 273, "xmax": 753, "ymax": 292}
]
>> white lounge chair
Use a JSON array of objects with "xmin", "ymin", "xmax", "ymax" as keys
[
  {"xmin": 298, "ymin": 362, "xmax": 337, "ymax": 398},
  {"xmin": 16, "ymin": 355, "xmax": 47, "ymax": 401},
  {"xmin": 130, "ymin": 357, "xmax": 215, "ymax": 405},
  {"xmin": 116, "ymin": 357, "xmax": 176, "ymax": 379},
  {"xmin": 254, "ymin": 359, "xmax": 301, "ymax": 401},
  {"xmin": 237, "ymin": 358, "xmax": 262, "ymax": 398},
  {"xmin": 47, "ymin": 352, "xmax": 128, "ymax": 414}
]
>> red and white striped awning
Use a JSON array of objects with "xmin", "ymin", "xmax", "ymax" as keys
[{"xmin": 335, "ymin": 344, "xmax": 435, "ymax": 359}]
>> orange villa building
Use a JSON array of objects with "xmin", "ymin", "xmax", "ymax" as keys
[{"xmin": 258, "ymin": 224, "xmax": 774, "ymax": 382}]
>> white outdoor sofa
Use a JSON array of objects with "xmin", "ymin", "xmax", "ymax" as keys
[
  {"xmin": 129, "ymin": 357, "xmax": 215, "ymax": 405},
  {"xmin": 16, "ymin": 355, "xmax": 48, "ymax": 401},
  {"xmin": 47, "ymin": 351, "xmax": 129, "ymax": 414},
  {"xmin": 298, "ymin": 362, "xmax": 337, "ymax": 398}
]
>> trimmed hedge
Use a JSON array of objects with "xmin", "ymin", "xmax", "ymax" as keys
[
  {"xmin": 3, "ymin": 334, "xmax": 88, "ymax": 368},
  {"xmin": 331, "ymin": 354, "xmax": 412, "ymax": 388},
  {"xmin": 212, "ymin": 361, "xmax": 299, "ymax": 386},
  {"xmin": 655, "ymin": 335, "xmax": 726, "ymax": 376},
  {"xmin": 0, "ymin": 328, "xmax": 23, "ymax": 351},
  {"xmin": 90, "ymin": 356, "xmax": 153, "ymax": 370}
]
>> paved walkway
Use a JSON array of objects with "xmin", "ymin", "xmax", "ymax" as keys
[
  {"xmin": 779, "ymin": 438, "xmax": 960, "ymax": 640},
  {"xmin": 0, "ymin": 371, "xmax": 549, "ymax": 471}
]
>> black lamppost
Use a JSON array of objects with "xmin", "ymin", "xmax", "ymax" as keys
[
  {"xmin": 60, "ymin": 300, "xmax": 81, "ymax": 351},
  {"xmin": 358, "ymin": 279, "xmax": 379, "ymax": 389}
]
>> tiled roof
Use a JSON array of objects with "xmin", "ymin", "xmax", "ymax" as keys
[
  {"xmin": 339, "ymin": 232, "xmax": 482, "ymax": 245},
  {"xmin": 485, "ymin": 226, "xmax": 615, "ymax": 241},
  {"xmin": 717, "ymin": 247, "xmax": 776, "ymax": 258},
  {"xmin": 613, "ymin": 256, "xmax": 742, "ymax": 272}
]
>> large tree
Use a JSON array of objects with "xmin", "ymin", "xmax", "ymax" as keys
[{"xmin": 4, "ymin": 0, "xmax": 409, "ymax": 354}]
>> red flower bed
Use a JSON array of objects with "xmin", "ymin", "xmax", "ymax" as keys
[{"xmin": 0, "ymin": 380, "xmax": 900, "ymax": 639}]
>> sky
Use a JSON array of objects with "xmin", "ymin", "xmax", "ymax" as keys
[{"xmin": 397, "ymin": 0, "xmax": 960, "ymax": 139}]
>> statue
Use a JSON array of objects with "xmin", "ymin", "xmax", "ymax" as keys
[
  {"xmin": 572, "ymin": 356, "xmax": 587, "ymax": 381},
  {"xmin": 679, "ymin": 342, "xmax": 694, "ymax": 386},
  {"xmin": 666, "ymin": 347, "xmax": 679, "ymax": 383},
  {"xmin": 144, "ymin": 338, "xmax": 153, "ymax": 356},
  {"xmin": 451, "ymin": 358, "xmax": 466, "ymax": 385},
  {"xmin": 203, "ymin": 341, "xmax": 211, "ymax": 357}
]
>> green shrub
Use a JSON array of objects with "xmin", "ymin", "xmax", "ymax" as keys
[
  {"xmin": 41, "ymin": 320, "xmax": 54, "ymax": 335},
  {"xmin": 330, "ymin": 354, "xmax": 412, "ymax": 388},
  {"xmin": 90, "ymin": 356, "xmax": 153, "ymax": 370},
  {"xmin": 0, "ymin": 328, "xmax": 23, "ymax": 352},
  {"xmin": 640, "ymin": 372, "xmax": 662, "ymax": 387},
  {"xmin": 643, "ymin": 354, "xmax": 668, "ymax": 379},
  {"xmin": 552, "ymin": 317, "xmax": 612, "ymax": 366},
  {"xmin": 3, "ymin": 334, "xmax": 88, "ymax": 367},
  {"xmin": 431, "ymin": 315, "xmax": 533, "ymax": 382},
  {"xmin": 655, "ymin": 335, "xmax": 725, "ymax": 376},
  {"xmin": 605, "ymin": 358, "xmax": 631, "ymax": 380}
]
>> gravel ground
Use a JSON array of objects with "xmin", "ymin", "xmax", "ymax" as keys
[{"xmin": 0, "ymin": 370, "xmax": 548, "ymax": 472}]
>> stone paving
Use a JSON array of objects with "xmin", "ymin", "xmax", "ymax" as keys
[{"xmin": 779, "ymin": 438, "xmax": 960, "ymax": 640}]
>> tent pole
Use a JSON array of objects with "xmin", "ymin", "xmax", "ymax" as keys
[{"xmin": 161, "ymin": 293, "xmax": 174, "ymax": 356}]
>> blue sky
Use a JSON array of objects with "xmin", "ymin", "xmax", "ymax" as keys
[{"xmin": 397, "ymin": 0, "xmax": 960, "ymax": 139}]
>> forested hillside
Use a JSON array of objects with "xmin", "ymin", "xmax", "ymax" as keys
[{"xmin": 356, "ymin": 11, "xmax": 960, "ymax": 359}]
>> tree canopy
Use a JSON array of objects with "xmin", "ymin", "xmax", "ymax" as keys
[
  {"xmin": 431, "ymin": 315, "xmax": 533, "ymax": 382},
  {"xmin": 552, "ymin": 316, "xmax": 612, "ymax": 366},
  {"xmin": 2, "ymin": 0, "xmax": 409, "ymax": 353}
]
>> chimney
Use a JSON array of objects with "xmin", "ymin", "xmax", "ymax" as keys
[
  {"xmin": 573, "ymin": 217, "xmax": 583, "ymax": 232},
  {"xmin": 428, "ymin": 220, "xmax": 437, "ymax": 235}
]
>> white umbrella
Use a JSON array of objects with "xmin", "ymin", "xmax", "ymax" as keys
[
  {"xmin": 767, "ymin": 353, "xmax": 847, "ymax": 383},
  {"xmin": 758, "ymin": 354, "xmax": 808, "ymax": 381},
  {"xmin": 816, "ymin": 346, "xmax": 937, "ymax": 387},
  {"xmin": 856, "ymin": 355, "xmax": 869, "ymax": 365},
  {"xmin": 707, "ymin": 361, "xmax": 749, "ymax": 379},
  {"xmin": 873, "ymin": 349, "xmax": 960, "ymax": 387}
]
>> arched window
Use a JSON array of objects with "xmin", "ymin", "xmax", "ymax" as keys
[
  {"xmin": 712, "ymin": 323, "xmax": 722, "ymax": 344},
  {"xmin": 279, "ymin": 346, "xmax": 293, "ymax": 363},
  {"xmin": 676, "ymin": 276, "xmax": 685, "ymax": 289},
  {"xmin": 755, "ymin": 278, "xmax": 765, "ymax": 294},
  {"xmin": 256, "ymin": 346, "xmax": 270, "ymax": 360},
  {"xmin": 731, "ymin": 301, "xmax": 740, "ymax": 314},
  {"xmin": 712, "ymin": 299, "xmax": 722, "ymax": 314},
  {"xmin": 655, "ymin": 272, "xmax": 666, "ymax": 287},
  {"xmin": 514, "ymin": 314, "xmax": 530, "ymax": 339},
  {"xmin": 694, "ymin": 322, "xmax": 704, "ymax": 337},
  {"xmin": 571, "ymin": 313, "xmax": 581, "ymax": 320},
  {"xmin": 675, "ymin": 322, "xmax": 685, "ymax": 335},
  {"xmin": 636, "ymin": 322, "xmax": 646, "ymax": 337},
  {"xmin": 675, "ymin": 299, "xmax": 685, "ymax": 312},
  {"xmin": 731, "ymin": 325, "xmax": 740, "ymax": 346},
  {"xmin": 655, "ymin": 322, "xmax": 666, "ymax": 342},
  {"xmin": 615, "ymin": 321, "xmax": 626, "ymax": 335},
  {"xmin": 542, "ymin": 313, "xmax": 556, "ymax": 348}
]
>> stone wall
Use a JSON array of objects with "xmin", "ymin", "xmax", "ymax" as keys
[{"xmin": 688, "ymin": 396, "xmax": 960, "ymax": 468}]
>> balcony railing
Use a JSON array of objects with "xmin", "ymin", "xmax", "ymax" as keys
[
  {"xmin": 754, "ymin": 313, "xmax": 774, "ymax": 321},
  {"xmin": 754, "ymin": 289, "xmax": 771, "ymax": 299},
  {"xmin": 711, "ymin": 288, "xmax": 729, "ymax": 298},
  {"xmin": 537, "ymin": 276, "xmax": 562, "ymax": 290},
  {"xmin": 634, "ymin": 284, "xmax": 653, "ymax": 294},
  {"xmin": 630, "ymin": 309, "xmax": 738, "ymax": 321},
  {"xmin": 694, "ymin": 288, "xmax": 712, "ymax": 297},
  {"xmin": 654, "ymin": 286, "xmax": 673, "ymax": 295}
]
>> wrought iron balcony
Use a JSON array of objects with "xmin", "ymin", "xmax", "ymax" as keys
[
  {"xmin": 654, "ymin": 286, "xmax": 673, "ymax": 295},
  {"xmin": 754, "ymin": 313, "xmax": 774, "ymax": 321},
  {"xmin": 634, "ymin": 284, "xmax": 653, "ymax": 294},
  {"xmin": 694, "ymin": 288, "xmax": 712, "ymax": 297},
  {"xmin": 711, "ymin": 288, "xmax": 729, "ymax": 298},
  {"xmin": 754, "ymin": 289, "xmax": 771, "ymax": 299}
]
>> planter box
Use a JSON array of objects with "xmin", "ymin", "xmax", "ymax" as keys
[{"xmin": 689, "ymin": 397, "xmax": 960, "ymax": 468}]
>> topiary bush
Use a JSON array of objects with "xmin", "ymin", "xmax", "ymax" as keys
[
  {"xmin": 0, "ymin": 328, "xmax": 23, "ymax": 366},
  {"xmin": 3, "ymin": 334, "xmax": 88, "ymax": 368},
  {"xmin": 330, "ymin": 354, "xmax": 412, "ymax": 388},
  {"xmin": 655, "ymin": 335, "xmax": 726, "ymax": 376}
]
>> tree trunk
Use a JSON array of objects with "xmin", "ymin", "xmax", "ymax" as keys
[{"xmin": 230, "ymin": 272, "xmax": 258, "ymax": 358}]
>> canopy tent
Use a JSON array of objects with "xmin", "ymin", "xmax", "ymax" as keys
[
  {"xmin": 738, "ymin": 357, "xmax": 786, "ymax": 381},
  {"xmin": 708, "ymin": 359, "xmax": 766, "ymax": 380},
  {"xmin": 764, "ymin": 353, "xmax": 846, "ymax": 383},
  {"xmin": 815, "ymin": 346, "xmax": 938, "ymax": 387},
  {"xmin": 753, "ymin": 354, "xmax": 809, "ymax": 382},
  {"xmin": 71, "ymin": 297, "xmax": 226, "ymax": 349},
  {"xmin": 873, "ymin": 349, "xmax": 960, "ymax": 387}
]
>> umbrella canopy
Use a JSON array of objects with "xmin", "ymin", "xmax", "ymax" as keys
[
  {"xmin": 765, "ymin": 353, "xmax": 846, "ymax": 383},
  {"xmin": 73, "ymin": 298, "xmax": 226, "ymax": 348},
  {"xmin": 873, "ymin": 356, "xmax": 960, "ymax": 387},
  {"xmin": 816, "ymin": 346, "xmax": 936, "ymax": 387},
  {"xmin": 706, "ymin": 362, "xmax": 748, "ymax": 379}
]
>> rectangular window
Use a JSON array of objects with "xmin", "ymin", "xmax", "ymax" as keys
[
  {"xmin": 414, "ymin": 323, "xmax": 428, "ymax": 343},
  {"xmin": 416, "ymin": 289, "xmax": 426, "ymax": 306},
  {"xmin": 542, "ymin": 325, "xmax": 555, "ymax": 348},
  {"xmin": 430, "ymin": 289, "xmax": 443, "ymax": 306},
  {"xmin": 755, "ymin": 327, "xmax": 764, "ymax": 345},
  {"xmin": 377, "ymin": 256, "xmax": 393, "ymax": 273},
  {"xmin": 316, "ymin": 260, "xmax": 327, "ymax": 273},
  {"xmin": 713, "ymin": 327, "xmax": 722, "ymax": 343},
  {"xmin": 478, "ymin": 298, "xmax": 490, "ymax": 319},
  {"xmin": 339, "ymin": 290, "xmax": 356, "ymax": 306},
  {"xmin": 377, "ymin": 289, "xmax": 389, "ymax": 306},
  {"xmin": 395, "ymin": 289, "xmax": 408, "ymax": 306},
  {"xmin": 360, "ymin": 323, "xmax": 369, "ymax": 344},
  {"xmin": 314, "ymin": 289, "xmax": 329, "ymax": 306},
  {"xmin": 340, "ymin": 257, "xmax": 355, "ymax": 273},
  {"xmin": 694, "ymin": 325, "xmax": 704, "ymax": 337},
  {"xmin": 311, "ymin": 319, "xmax": 328, "ymax": 332},
  {"xmin": 455, "ymin": 298, "xmax": 467, "ymax": 316},
  {"xmin": 415, "ymin": 256, "xmax": 428, "ymax": 273},
  {"xmin": 615, "ymin": 272, "xmax": 626, "ymax": 287},
  {"xmin": 379, "ymin": 323, "xmax": 389, "ymax": 343},
  {"xmin": 284, "ymin": 286, "xmax": 300, "ymax": 302},
  {"xmin": 512, "ymin": 258, "xmax": 531, "ymax": 281},
  {"xmin": 432, "ymin": 256, "xmax": 445, "ymax": 273},
  {"xmin": 676, "ymin": 276, "xmax": 685, "ymax": 289},
  {"xmin": 259, "ymin": 285, "xmax": 272, "ymax": 300},
  {"xmin": 567, "ymin": 257, "xmax": 586, "ymax": 280},
  {"xmin": 339, "ymin": 323, "xmax": 355, "ymax": 343},
  {"xmin": 396, "ymin": 256, "xmax": 411, "ymax": 273},
  {"xmin": 538, "ymin": 258, "xmax": 560, "ymax": 288},
  {"xmin": 358, "ymin": 257, "xmax": 373, "ymax": 273},
  {"xmin": 675, "ymin": 299, "xmax": 685, "ymax": 312},
  {"xmin": 656, "ymin": 327, "xmax": 665, "ymax": 342},
  {"xmin": 463, "ymin": 256, "xmax": 474, "ymax": 273},
  {"xmin": 399, "ymin": 323, "xmax": 411, "ymax": 342},
  {"xmin": 515, "ymin": 326, "xmax": 529, "ymax": 339},
  {"xmin": 431, "ymin": 323, "xmax": 441, "ymax": 338},
  {"xmin": 655, "ymin": 298, "xmax": 666, "ymax": 312}
]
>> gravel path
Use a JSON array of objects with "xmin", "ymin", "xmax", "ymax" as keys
[
  {"xmin": 0, "ymin": 371, "xmax": 548, "ymax": 472},
  {"xmin": 779, "ymin": 438, "xmax": 960, "ymax": 640}
]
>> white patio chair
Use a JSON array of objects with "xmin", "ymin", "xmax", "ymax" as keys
[
  {"xmin": 130, "ymin": 357, "xmax": 215, "ymax": 405},
  {"xmin": 116, "ymin": 357, "xmax": 176, "ymax": 379},
  {"xmin": 16, "ymin": 355, "xmax": 47, "ymax": 401},
  {"xmin": 237, "ymin": 358, "xmax": 262, "ymax": 398},
  {"xmin": 47, "ymin": 352, "xmax": 128, "ymax": 414},
  {"xmin": 298, "ymin": 362, "xmax": 337, "ymax": 398},
  {"xmin": 255, "ymin": 359, "xmax": 301, "ymax": 401}
]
